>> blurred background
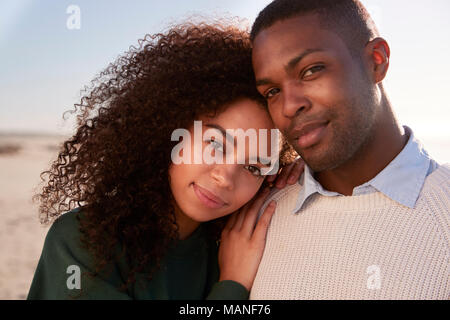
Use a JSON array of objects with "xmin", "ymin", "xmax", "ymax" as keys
[{"xmin": 0, "ymin": 0, "xmax": 449, "ymax": 299}]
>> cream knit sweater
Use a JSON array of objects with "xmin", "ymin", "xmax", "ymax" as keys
[{"xmin": 250, "ymin": 164, "xmax": 450, "ymax": 300}]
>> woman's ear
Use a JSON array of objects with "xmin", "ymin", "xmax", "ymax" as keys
[{"xmin": 365, "ymin": 37, "xmax": 390, "ymax": 83}]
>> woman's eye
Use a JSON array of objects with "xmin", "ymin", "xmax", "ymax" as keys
[
  {"xmin": 244, "ymin": 165, "xmax": 262, "ymax": 177},
  {"xmin": 303, "ymin": 65, "xmax": 325, "ymax": 78},
  {"xmin": 265, "ymin": 88, "xmax": 280, "ymax": 100}
]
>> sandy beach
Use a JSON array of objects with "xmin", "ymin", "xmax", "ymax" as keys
[{"xmin": 0, "ymin": 133, "xmax": 69, "ymax": 299}]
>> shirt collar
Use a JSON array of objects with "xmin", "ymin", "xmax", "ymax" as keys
[{"xmin": 292, "ymin": 126, "xmax": 432, "ymax": 214}]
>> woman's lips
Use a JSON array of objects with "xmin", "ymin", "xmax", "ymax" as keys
[
  {"xmin": 192, "ymin": 183, "xmax": 226, "ymax": 209},
  {"xmin": 295, "ymin": 121, "xmax": 329, "ymax": 149}
]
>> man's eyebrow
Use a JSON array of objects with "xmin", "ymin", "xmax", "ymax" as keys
[
  {"xmin": 255, "ymin": 48, "xmax": 324, "ymax": 88},
  {"xmin": 205, "ymin": 124, "xmax": 235, "ymax": 146},
  {"xmin": 285, "ymin": 48, "xmax": 324, "ymax": 73}
]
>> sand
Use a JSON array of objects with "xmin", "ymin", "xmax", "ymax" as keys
[{"xmin": 0, "ymin": 133, "xmax": 69, "ymax": 299}]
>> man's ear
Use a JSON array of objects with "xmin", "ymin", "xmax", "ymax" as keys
[{"xmin": 364, "ymin": 37, "xmax": 390, "ymax": 83}]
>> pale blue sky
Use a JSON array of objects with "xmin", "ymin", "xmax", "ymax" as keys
[{"xmin": 0, "ymin": 0, "xmax": 449, "ymax": 162}]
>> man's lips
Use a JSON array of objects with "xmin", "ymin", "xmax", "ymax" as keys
[
  {"xmin": 291, "ymin": 120, "xmax": 329, "ymax": 149},
  {"xmin": 192, "ymin": 183, "xmax": 227, "ymax": 209}
]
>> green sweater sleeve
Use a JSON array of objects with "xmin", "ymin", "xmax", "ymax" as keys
[
  {"xmin": 203, "ymin": 240, "xmax": 249, "ymax": 300},
  {"xmin": 206, "ymin": 280, "xmax": 249, "ymax": 300},
  {"xmin": 27, "ymin": 211, "xmax": 132, "ymax": 300}
]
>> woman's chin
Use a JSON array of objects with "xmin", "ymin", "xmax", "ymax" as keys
[{"xmin": 184, "ymin": 207, "xmax": 232, "ymax": 223}]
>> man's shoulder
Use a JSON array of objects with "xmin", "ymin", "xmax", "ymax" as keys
[
  {"xmin": 268, "ymin": 182, "xmax": 303, "ymax": 202},
  {"xmin": 258, "ymin": 182, "xmax": 303, "ymax": 219},
  {"xmin": 419, "ymin": 163, "xmax": 450, "ymax": 250},
  {"xmin": 425, "ymin": 163, "xmax": 450, "ymax": 189}
]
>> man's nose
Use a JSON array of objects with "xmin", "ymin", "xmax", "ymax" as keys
[
  {"xmin": 210, "ymin": 164, "xmax": 237, "ymax": 190},
  {"xmin": 282, "ymin": 83, "xmax": 312, "ymax": 118}
]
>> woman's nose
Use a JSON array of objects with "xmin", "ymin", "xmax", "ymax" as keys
[{"xmin": 210, "ymin": 164, "xmax": 237, "ymax": 190}]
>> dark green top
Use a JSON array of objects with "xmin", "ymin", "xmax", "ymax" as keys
[{"xmin": 27, "ymin": 208, "xmax": 248, "ymax": 300}]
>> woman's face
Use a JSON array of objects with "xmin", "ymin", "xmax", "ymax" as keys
[{"xmin": 169, "ymin": 98, "xmax": 277, "ymax": 223}]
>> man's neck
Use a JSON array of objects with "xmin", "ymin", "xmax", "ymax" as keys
[{"xmin": 314, "ymin": 113, "xmax": 409, "ymax": 196}]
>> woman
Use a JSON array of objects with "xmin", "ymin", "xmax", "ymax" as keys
[{"xmin": 27, "ymin": 21, "xmax": 301, "ymax": 299}]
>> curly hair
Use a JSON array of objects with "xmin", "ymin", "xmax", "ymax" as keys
[{"xmin": 33, "ymin": 21, "xmax": 297, "ymax": 290}]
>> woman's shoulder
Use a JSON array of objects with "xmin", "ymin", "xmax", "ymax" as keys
[
  {"xmin": 42, "ymin": 207, "xmax": 97, "ymax": 267},
  {"xmin": 42, "ymin": 206, "xmax": 127, "ymax": 280},
  {"xmin": 29, "ymin": 207, "xmax": 132, "ymax": 299},
  {"xmin": 46, "ymin": 207, "xmax": 84, "ymax": 244}
]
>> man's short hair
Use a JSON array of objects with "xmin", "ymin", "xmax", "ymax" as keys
[{"xmin": 250, "ymin": 0, "xmax": 379, "ymax": 56}]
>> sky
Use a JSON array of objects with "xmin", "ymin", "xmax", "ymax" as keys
[{"xmin": 0, "ymin": 0, "xmax": 449, "ymax": 163}]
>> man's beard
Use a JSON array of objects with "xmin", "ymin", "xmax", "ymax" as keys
[{"xmin": 295, "ymin": 97, "xmax": 377, "ymax": 173}]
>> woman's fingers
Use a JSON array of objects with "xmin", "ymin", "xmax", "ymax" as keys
[
  {"xmin": 273, "ymin": 158, "xmax": 305, "ymax": 188},
  {"xmin": 222, "ymin": 210, "xmax": 239, "ymax": 235},
  {"xmin": 252, "ymin": 200, "xmax": 276, "ymax": 243},
  {"xmin": 274, "ymin": 161, "xmax": 296, "ymax": 189},
  {"xmin": 240, "ymin": 187, "xmax": 272, "ymax": 236},
  {"xmin": 266, "ymin": 170, "xmax": 279, "ymax": 183},
  {"xmin": 287, "ymin": 159, "xmax": 305, "ymax": 184},
  {"xmin": 232, "ymin": 202, "xmax": 249, "ymax": 232},
  {"xmin": 217, "ymin": 193, "xmax": 277, "ymax": 292}
]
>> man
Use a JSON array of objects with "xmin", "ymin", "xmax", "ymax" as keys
[{"xmin": 250, "ymin": 0, "xmax": 449, "ymax": 299}]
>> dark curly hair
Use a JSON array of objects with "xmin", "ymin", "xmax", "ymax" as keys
[{"xmin": 33, "ymin": 21, "xmax": 297, "ymax": 289}]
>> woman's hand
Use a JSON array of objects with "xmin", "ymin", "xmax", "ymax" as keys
[
  {"xmin": 267, "ymin": 157, "xmax": 304, "ymax": 189},
  {"xmin": 217, "ymin": 158, "xmax": 304, "ymax": 291},
  {"xmin": 218, "ymin": 187, "xmax": 276, "ymax": 292}
]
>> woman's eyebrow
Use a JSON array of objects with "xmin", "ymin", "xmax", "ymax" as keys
[
  {"xmin": 205, "ymin": 124, "xmax": 272, "ymax": 166},
  {"xmin": 205, "ymin": 124, "xmax": 235, "ymax": 146}
]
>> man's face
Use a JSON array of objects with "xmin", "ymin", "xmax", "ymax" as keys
[{"xmin": 252, "ymin": 14, "xmax": 379, "ymax": 172}]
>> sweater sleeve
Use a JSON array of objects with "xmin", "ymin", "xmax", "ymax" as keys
[
  {"xmin": 27, "ymin": 210, "xmax": 132, "ymax": 300},
  {"xmin": 203, "ymin": 240, "xmax": 249, "ymax": 300},
  {"xmin": 206, "ymin": 280, "xmax": 249, "ymax": 300}
]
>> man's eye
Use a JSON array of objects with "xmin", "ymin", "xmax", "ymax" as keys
[
  {"xmin": 303, "ymin": 65, "xmax": 325, "ymax": 78},
  {"xmin": 265, "ymin": 88, "xmax": 280, "ymax": 99},
  {"xmin": 244, "ymin": 165, "xmax": 262, "ymax": 177}
]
